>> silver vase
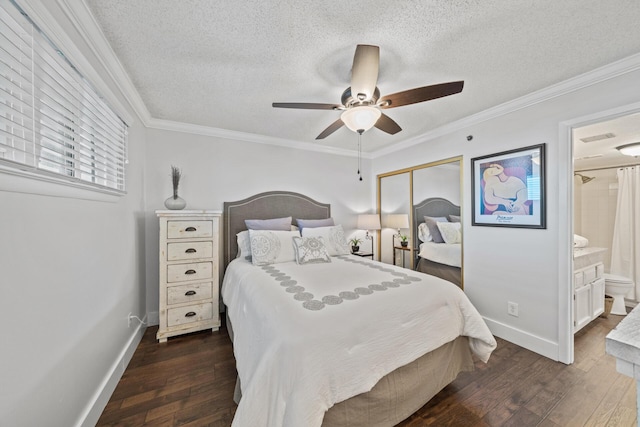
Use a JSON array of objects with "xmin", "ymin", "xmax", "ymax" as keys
[{"xmin": 164, "ymin": 194, "xmax": 186, "ymax": 210}]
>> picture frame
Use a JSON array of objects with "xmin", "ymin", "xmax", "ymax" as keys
[{"xmin": 471, "ymin": 143, "xmax": 546, "ymax": 228}]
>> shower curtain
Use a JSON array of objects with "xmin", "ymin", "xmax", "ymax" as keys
[{"xmin": 611, "ymin": 166, "xmax": 640, "ymax": 300}]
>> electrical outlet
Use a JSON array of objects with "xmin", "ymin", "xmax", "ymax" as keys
[
  {"xmin": 127, "ymin": 312, "xmax": 132, "ymax": 327},
  {"xmin": 507, "ymin": 302, "xmax": 519, "ymax": 317}
]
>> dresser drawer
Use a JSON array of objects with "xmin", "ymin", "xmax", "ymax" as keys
[
  {"xmin": 167, "ymin": 302, "xmax": 213, "ymax": 327},
  {"xmin": 167, "ymin": 282, "xmax": 212, "ymax": 305},
  {"xmin": 167, "ymin": 241, "xmax": 213, "ymax": 261},
  {"xmin": 167, "ymin": 220, "xmax": 213, "ymax": 239},
  {"xmin": 167, "ymin": 262, "xmax": 213, "ymax": 283}
]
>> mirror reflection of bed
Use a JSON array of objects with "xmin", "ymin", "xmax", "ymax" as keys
[{"xmin": 413, "ymin": 197, "xmax": 462, "ymax": 287}]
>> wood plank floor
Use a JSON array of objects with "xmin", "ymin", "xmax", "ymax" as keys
[{"xmin": 97, "ymin": 314, "xmax": 636, "ymax": 426}]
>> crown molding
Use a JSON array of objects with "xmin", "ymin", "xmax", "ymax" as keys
[
  {"xmin": 40, "ymin": 0, "xmax": 640, "ymax": 159},
  {"xmin": 146, "ymin": 118, "xmax": 372, "ymax": 159},
  {"xmin": 372, "ymin": 52, "xmax": 640, "ymax": 158},
  {"xmin": 54, "ymin": 0, "xmax": 152, "ymax": 126}
]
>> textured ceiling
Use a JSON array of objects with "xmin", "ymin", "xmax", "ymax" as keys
[{"xmin": 84, "ymin": 0, "xmax": 640, "ymax": 153}]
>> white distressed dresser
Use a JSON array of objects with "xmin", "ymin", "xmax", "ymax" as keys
[{"xmin": 156, "ymin": 210, "xmax": 221, "ymax": 342}]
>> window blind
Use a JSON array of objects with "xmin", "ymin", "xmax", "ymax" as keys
[{"xmin": 0, "ymin": 0, "xmax": 128, "ymax": 192}]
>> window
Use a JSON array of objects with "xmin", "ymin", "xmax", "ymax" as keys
[{"xmin": 0, "ymin": 0, "xmax": 128, "ymax": 193}]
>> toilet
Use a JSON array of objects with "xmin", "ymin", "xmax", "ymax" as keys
[{"xmin": 604, "ymin": 273, "xmax": 634, "ymax": 315}]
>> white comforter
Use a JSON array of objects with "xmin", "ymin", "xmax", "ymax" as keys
[{"xmin": 222, "ymin": 255, "xmax": 496, "ymax": 427}]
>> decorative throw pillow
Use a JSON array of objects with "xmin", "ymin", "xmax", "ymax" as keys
[
  {"xmin": 245, "ymin": 216, "xmax": 292, "ymax": 231},
  {"xmin": 424, "ymin": 216, "xmax": 449, "ymax": 243},
  {"xmin": 249, "ymin": 229, "xmax": 299, "ymax": 265},
  {"xmin": 436, "ymin": 222, "xmax": 462, "ymax": 244},
  {"xmin": 292, "ymin": 236, "xmax": 332, "ymax": 264},
  {"xmin": 448, "ymin": 214, "xmax": 461, "ymax": 223},
  {"xmin": 296, "ymin": 218, "xmax": 335, "ymax": 231},
  {"xmin": 301, "ymin": 224, "xmax": 350, "ymax": 256}
]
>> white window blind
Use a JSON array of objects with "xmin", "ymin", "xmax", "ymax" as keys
[{"xmin": 0, "ymin": 0, "xmax": 128, "ymax": 192}]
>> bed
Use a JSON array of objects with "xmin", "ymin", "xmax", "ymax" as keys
[
  {"xmin": 413, "ymin": 197, "xmax": 462, "ymax": 287},
  {"xmin": 222, "ymin": 191, "xmax": 495, "ymax": 427}
]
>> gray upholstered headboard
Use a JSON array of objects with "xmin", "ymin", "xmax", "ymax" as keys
[
  {"xmin": 412, "ymin": 197, "xmax": 460, "ymax": 248},
  {"xmin": 222, "ymin": 191, "xmax": 331, "ymax": 271}
]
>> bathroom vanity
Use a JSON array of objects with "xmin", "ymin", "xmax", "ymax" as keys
[{"xmin": 573, "ymin": 247, "xmax": 607, "ymax": 332}]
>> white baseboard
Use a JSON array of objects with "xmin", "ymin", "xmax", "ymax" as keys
[
  {"xmin": 76, "ymin": 316, "xmax": 147, "ymax": 427},
  {"xmin": 483, "ymin": 317, "xmax": 561, "ymax": 362}
]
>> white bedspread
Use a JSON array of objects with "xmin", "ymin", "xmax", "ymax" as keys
[
  {"xmin": 418, "ymin": 241, "xmax": 461, "ymax": 267},
  {"xmin": 222, "ymin": 255, "xmax": 496, "ymax": 427}
]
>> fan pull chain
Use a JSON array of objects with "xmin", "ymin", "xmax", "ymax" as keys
[{"xmin": 357, "ymin": 131, "xmax": 363, "ymax": 181}]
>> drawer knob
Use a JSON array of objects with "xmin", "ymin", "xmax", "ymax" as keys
[
  {"xmin": 185, "ymin": 226, "xmax": 197, "ymax": 232},
  {"xmin": 185, "ymin": 269, "xmax": 196, "ymax": 275},
  {"xmin": 185, "ymin": 311, "xmax": 196, "ymax": 317},
  {"xmin": 185, "ymin": 248, "xmax": 197, "ymax": 253},
  {"xmin": 185, "ymin": 290, "xmax": 196, "ymax": 296}
]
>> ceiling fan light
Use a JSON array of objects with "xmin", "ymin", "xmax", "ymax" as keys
[
  {"xmin": 341, "ymin": 106, "xmax": 381, "ymax": 133},
  {"xmin": 617, "ymin": 142, "xmax": 640, "ymax": 157}
]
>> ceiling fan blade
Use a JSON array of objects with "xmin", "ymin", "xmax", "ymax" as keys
[
  {"xmin": 316, "ymin": 118, "xmax": 344, "ymax": 140},
  {"xmin": 374, "ymin": 113, "xmax": 402, "ymax": 135},
  {"xmin": 350, "ymin": 45, "xmax": 379, "ymax": 102},
  {"xmin": 379, "ymin": 81, "xmax": 464, "ymax": 109},
  {"xmin": 272, "ymin": 102, "xmax": 341, "ymax": 110}
]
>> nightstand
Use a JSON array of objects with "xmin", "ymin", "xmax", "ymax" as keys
[
  {"xmin": 156, "ymin": 210, "xmax": 221, "ymax": 342},
  {"xmin": 393, "ymin": 246, "xmax": 412, "ymax": 267},
  {"xmin": 352, "ymin": 251, "xmax": 374, "ymax": 259}
]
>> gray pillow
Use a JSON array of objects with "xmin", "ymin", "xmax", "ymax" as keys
[
  {"xmin": 424, "ymin": 216, "xmax": 449, "ymax": 243},
  {"xmin": 296, "ymin": 217, "xmax": 334, "ymax": 230},
  {"xmin": 245, "ymin": 216, "xmax": 292, "ymax": 230},
  {"xmin": 448, "ymin": 214, "xmax": 461, "ymax": 223}
]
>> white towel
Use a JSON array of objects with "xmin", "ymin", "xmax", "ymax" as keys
[{"xmin": 574, "ymin": 234, "xmax": 589, "ymax": 248}]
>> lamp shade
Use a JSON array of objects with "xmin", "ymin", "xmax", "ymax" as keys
[
  {"xmin": 617, "ymin": 142, "xmax": 640, "ymax": 157},
  {"xmin": 341, "ymin": 106, "xmax": 381, "ymax": 133},
  {"xmin": 357, "ymin": 214, "xmax": 381, "ymax": 230},
  {"xmin": 383, "ymin": 214, "xmax": 409, "ymax": 229}
]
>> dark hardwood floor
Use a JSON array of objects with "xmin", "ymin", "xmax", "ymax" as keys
[{"xmin": 97, "ymin": 313, "xmax": 636, "ymax": 426}]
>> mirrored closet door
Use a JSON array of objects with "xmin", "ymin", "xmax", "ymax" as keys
[{"xmin": 377, "ymin": 156, "xmax": 464, "ymax": 288}]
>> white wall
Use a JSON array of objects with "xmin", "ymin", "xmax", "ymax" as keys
[
  {"xmin": 372, "ymin": 65, "xmax": 640, "ymax": 361},
  {"xmin": 0, "ymin": 2, "xmax": 147, "ymax": 426},
  {"xmin": 143, "ymin": 129, "xmax": 373, "ymax": 321},
  {"xmin": 574, "ymin": 168, "xmax": 618, "ymax": 272}
]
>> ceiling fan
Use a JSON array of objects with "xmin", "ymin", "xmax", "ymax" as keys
[{"xmin": 272, "ymin": 44, "xmax": 464, "ymax": 140}]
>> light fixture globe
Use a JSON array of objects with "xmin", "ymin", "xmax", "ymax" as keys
[
  {"xmin": 617, "ymin": 142, "xmax": 640, "ymax": 157},
  {"xmin": 341, "ymin": 106, "xmax": 381, "ymax": 133}
]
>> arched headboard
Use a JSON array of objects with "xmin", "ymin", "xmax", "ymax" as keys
[
  {"xmin": 412, "ymin": 197, "xmax": 460, "ymax": 248},
  {"xmin": 222, "ymin": 191, "xmax": 331, "ymax": 270}
]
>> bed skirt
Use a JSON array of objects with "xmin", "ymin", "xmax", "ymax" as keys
[{"xmin": 415, "ymin": 257, "xmax": 462, "ymax": 288}]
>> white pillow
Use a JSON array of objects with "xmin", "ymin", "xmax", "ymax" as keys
[
  {"xmin": 292, "ymin": 236, "xmax": 332, "ymax": 264},
  {"xmin": 236, "ymin": 230, "xmax": 251, "ymax": 260},
  {"xmin": 417, "ymin": 222, "xmax": 431, "ymax": 242},
  {"xmin": 301, "ymin": 224, "xmax": 350, "ymax": 256},
  {"xmin": 436, "ymin": 222, "xmax": 462, "ymax": 244},
  {"xmin": 249, "ymin": 229, "xmax": 299, "ymax": 266}
]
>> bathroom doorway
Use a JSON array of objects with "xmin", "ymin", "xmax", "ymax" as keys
[{"xmin": 571, "ymin": 111, "xmax": 640, "ymax": 350}]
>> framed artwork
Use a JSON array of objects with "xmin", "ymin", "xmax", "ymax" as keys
[{"xmin": 471, "ymin": 143, "xmax": 546, "ymax": 228}]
